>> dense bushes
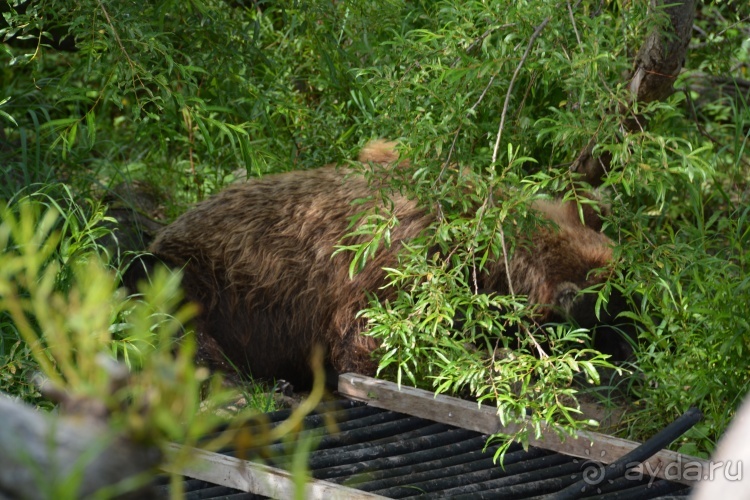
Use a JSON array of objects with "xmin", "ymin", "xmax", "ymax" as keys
[{"xmin": 1, "ymin": 0, "xmax": 749, "ymax": 456}]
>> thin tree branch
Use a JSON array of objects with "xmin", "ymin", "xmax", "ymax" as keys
[
  {"xmin": 567, "ymin": 0, "xmax": 583, "ymax": 51},
  {"xmin": 492, "ymin": 17, "xmax": 550, "ymax": 166},
  {"xmin": 454, "ymin": 23, "xmax": 516, "ymax": 68},
  {"xmin": 435, "ymin": 74, "xmax": 497, "ymax": 186}
]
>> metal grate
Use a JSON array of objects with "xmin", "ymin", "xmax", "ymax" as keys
[{"xmin": 156, "ymin": 400, "xmax": 693, "ymax": 499}]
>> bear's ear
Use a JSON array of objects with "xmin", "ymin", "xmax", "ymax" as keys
[
  {"xmin": 531, "ymin": 193, "xmax": 609, "ymax": 233},
  {"xmin": 358, "ymin": 139, "xmax": 400, "ymax": 165},
  {"xmin": 554, "ymin": 281, "xmax": 582, "ymax": 316}
]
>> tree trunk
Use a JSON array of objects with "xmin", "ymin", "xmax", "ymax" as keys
[{"xmin": 571, "ymin": 0, "xmax": 696, "ymax": 187}]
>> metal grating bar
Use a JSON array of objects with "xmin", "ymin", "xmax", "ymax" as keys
[
  {"xmin": 324, "ymin": 438, "xmax": 515, "ymax": 486},
  {"xmin": 387, "ymin": 452, "xmax": 575, "ymax": 498},
  {"xmin": 556, "ymin": 407, "xmax": 702, "ymax": 499},
  {"xmin": 160, "ymin": 392, "xmax": 698, "ymax": 499},
  {"xmin": 584, "ymin": 478, "xmax": 691, "ymax": 499},
  {"xmin": 408, "ymin": 456, "xmax": 580, "ymax": 499}
]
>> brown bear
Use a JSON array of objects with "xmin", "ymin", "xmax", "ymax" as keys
[{"xmin": 146, "ymin": 140, "xmax": 634, "ymax": 387}]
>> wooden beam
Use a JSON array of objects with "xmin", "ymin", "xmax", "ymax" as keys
[
  {"xmin": 338, "ymin": 373, "xmax": 709, "ymax": 486},
  {"xmin": 163, "ymin": 443, "xmax": 387, "ymax": 500}
]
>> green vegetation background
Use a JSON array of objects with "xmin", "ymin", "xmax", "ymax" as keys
[{"xmin": 1, "ymin": 0, "xmax": 748, "ymax": 459}]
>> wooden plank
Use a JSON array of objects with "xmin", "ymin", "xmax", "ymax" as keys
[
  {"xmin": 339, "ymin": 372, "xmax": 709, "ymax": 486},
  {"xmin": 163, "ymin": 443, "xmax": 386, "ymax": 500}
]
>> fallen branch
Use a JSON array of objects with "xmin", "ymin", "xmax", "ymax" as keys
[{"xmin": 0, "ymin": 392, "xmax": 160, "ymax": 499}]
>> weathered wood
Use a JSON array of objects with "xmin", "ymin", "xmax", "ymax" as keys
[
  {"xmin": 338, "ymin": 373, "xmax": 708, "ymax": 486},
  {"xmin": 0, "ymin": 393, "xmax": 159, "ymax": 499},
  {"xmin": 163, "ymin": 443, "xmax": 387, "ymax": 499}
]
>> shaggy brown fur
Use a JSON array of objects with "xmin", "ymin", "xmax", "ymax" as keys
[{"xmin": 148, "ymin": 140, "xmax": 630, "ymax": 386}]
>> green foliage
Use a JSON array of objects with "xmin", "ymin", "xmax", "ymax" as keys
[
  {"xmin": 0, "ymin": 196, "xmax": 212, "ymax": 469},
  {"xmin": 1, "ymin": 0, "xmax": 749, "ymax": 459},
  {"xmin": 0, "ymin": 0, "xmax": 384, "ymax": 206},
  {"xmin": 0, "ymin": 195, "xmax": 329, "ymax": 496},
  {"xmin": 620, "ymin": 190, "xmax": 750, "ymax": 455},
  {"xmin": 0, "ymin": 186, "xmax": 117, "ymax": 403}
]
